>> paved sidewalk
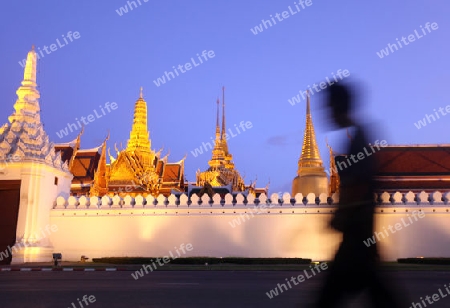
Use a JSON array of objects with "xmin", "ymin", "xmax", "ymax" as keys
[
  {"xmin": 2, "ymin": 261, "xmax": 450, "ymax": 272},
  {"xmin": 0, "ymin": 261, "xmax": 135, "ymax": 271}
]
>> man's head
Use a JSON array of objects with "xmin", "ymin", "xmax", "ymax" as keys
[{"xmin": 325, "ymin": 82, "xmax": 355, "ymax": 128}]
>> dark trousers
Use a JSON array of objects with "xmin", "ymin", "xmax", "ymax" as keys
[{"xmin": 314, "ymin": 231, "xmax": 402, "ymax": 308}]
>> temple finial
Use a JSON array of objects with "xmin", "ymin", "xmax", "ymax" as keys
[
  {"xmin": 216, "ymin": 98, "xmax": 220, "ymax": 134},
  {"xmin": 306, "ymin": 90, "xmax": 311, "ymax": 115},
  {"xmin": 22, "ymin": 47, "xmax": 38, "ymax": 87},
  {"xmin": 104, "ymin": 130, "xmax": 110, "ymax": 142},
  {"xmin": 139, "ymin": 87, "xmax": 143, "ymax": 99},
  {"xmin": 221, "ymin": 86, "xmax": 226, "ymax": 139}
]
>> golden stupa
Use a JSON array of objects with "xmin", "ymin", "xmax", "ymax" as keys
[{"xmin": 292, "ymin": 91, "xmax": 328, "ymax": 197}]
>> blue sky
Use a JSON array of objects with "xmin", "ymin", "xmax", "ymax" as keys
[{"xmin": 0, "ymin": 0, "xmax": 448, "ymax": 194}]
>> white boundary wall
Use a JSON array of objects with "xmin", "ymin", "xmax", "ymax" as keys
[{"xmin": 48, "ymin": 191, "xmax": 450, "ymax": 261}]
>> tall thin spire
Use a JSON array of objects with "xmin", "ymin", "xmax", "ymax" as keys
[
  {"xmin": 9, "ymin": 46, "xmax": 41, "ymax": 124},
  {"xmin": 306, "ymin": 90, "xmax": 311, "ymax": 115},
  {"xmin": 199, "ymin": 88, "xmax": 243, "ymax": 191},
  {"xmin": 216, "ymin": 98, "xmax": 220, "ymax": 136},
  {"xmin": 221, "ymin": 87, "xmax": 225, "ymax": 138},
  {"xmin": 298, "ymin": 90, "xmax": 324, "ymax": 173},
  {"xmin": 208, "ymin": 98, "xmax": 225, "ymax": 168},
  {"xmin": 221, "ymin": 86, "xmax": 229, "ymax": 154},
  {"xmin": 127, "ymin": 88, "xmax": 151, "ymax": 152}
]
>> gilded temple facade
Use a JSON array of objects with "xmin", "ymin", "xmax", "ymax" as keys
[
  {"xmin": 55, "ymin": 88, "xmax": 185, "ymax": 197},
  {"xmin": 102, "ymin": 88, "xmax": 185, "ymax": 196}
]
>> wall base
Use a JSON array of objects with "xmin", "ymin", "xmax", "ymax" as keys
[{"xmin": 11, "ymin": 245, "xmax": 54, "ymax": 264}]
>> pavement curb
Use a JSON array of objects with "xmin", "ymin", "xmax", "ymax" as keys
[{"xmin": 0, "ymin": 267, "xmax": 124, "ymax": 272}]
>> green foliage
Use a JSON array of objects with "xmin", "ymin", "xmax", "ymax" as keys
[
  {"xmin": 397, "ymin": 258, "xmax": 450, "ymax": 265},
  {"xmin": 92, "ymin": 257, "xmax": 312, "ymax": 265}
]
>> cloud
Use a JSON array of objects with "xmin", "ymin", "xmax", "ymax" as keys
[
  {"xmin": 267, "ymin": 135, "xmax": 288, "ymax": 146},
  {"xmin": 266, "ymin": 130, "xmax": 303, "ymax": 147}
]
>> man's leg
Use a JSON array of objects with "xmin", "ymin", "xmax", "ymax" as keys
[
  {"xmin": 366, "ymin": 265, "xmax": 405, "ymax": 308},
  {"xmin": 314, "ymin": 240, "xmax": 353, "ymax": 308},
  {"xmin": 314, "ymin": 262, "xmax": 346, "ymax": 308}
]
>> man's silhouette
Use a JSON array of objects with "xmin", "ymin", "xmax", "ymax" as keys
[{"xmin": 314, "ymin": 82, "xmax": 403, "ymax": 307}]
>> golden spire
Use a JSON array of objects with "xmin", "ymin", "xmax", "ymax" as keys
[
  {"xmin": 326, "ymin": 137, "xmax": 339, "ymax": 195},
  {"xmin": 297, "ymin": 90, "xmax": 324, "ymax": 173},
  {"xmin": 216, "ymin": 97, "xmax": 220, "ymax": 137},
  {"xmin": 219, "ymin": 86, "xmax": 235, "ymax": 169},
  {"xmin": 208, "ymin": 98, "xmax": 225, "ymax": 168},
  {"xmin": 197, "ymin": 88, "xmax": 244, "ymax": 191},
  {"xmin": 126, "ymin": 87, "xmax": 151, "ymax": 153},
  {"xmin": 90, "ymin": 132, "xmax": 109, "ymax": 196},
  {"xmin": 220, "ymin": 86, "xmax": 229, "ymax": 154}
]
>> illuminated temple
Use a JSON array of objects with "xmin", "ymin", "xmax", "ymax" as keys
[
  {"xmin": 3, "ymin": 47, "xmax": 450, "ymax": 265},
  {"xmin": 55, "ymin": 88, "xmax": 186, "ymax": 197},
  {"xmin": 53, "ymin": 84, "xmax": 263, "ymax": 197},
  {"xmin": 6, "ymin": 46, "xmax": 450, "ymax": 201},
  {"xmin": 193, "ymin": 87, "xmax": 267, "ymax": 197}
]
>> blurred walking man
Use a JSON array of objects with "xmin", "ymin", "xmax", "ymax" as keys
[{"xmin": 313, "ymin": 82, "xmax": 404, "ymax": 307}]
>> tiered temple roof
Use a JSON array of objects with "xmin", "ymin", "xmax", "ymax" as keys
[
  {"xmin": 55, "ymin": 88, "xmax": 185, "ymax": 196},
  {"xmin": 104, "ymin": 88, "xmax": 185, "ymax": 196}
]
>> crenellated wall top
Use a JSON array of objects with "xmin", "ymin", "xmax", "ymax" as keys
[{"xmin": 53, "ymin": 191, "xmax": 450, "ymax": 210}]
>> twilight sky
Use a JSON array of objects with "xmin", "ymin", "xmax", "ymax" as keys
[{"xmin": 0, "ymin": 0, "xmax": 448, "ymax": 194}]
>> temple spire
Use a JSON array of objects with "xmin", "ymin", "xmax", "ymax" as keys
[
  {"xmin": 23, "ymin": 45, "xmax": 37, "ymax": 88},
  {"xmin": 306, "ymin": 90, "xmax": 311, "ymax": 115},
  {"xmin": 292, "ymin": 90, "xmax": 328, "ymax": 197},
  {"xmin": 208, "ymin": 98, "xmax": 225, "ymax": 168},
  {"xmin": 326, "ymin": 137, "xmax": 340, "ymax": 196},
  {"xmin": 198, "ymin": 87, "xmax": 244, "ymax": 191},
  {"xmin": 9, "ymin": 46, "xmax": 41, "ymax": 124},
  {"xmin": 298, "ymin": 90, "xmax": 323, "ymax": 173},
  {"xmin": 126, "ymin": 88, "xmax": 151, "ymax": 152},
  {"xmin": 0, "ymin": 47, "xmax": 69, "ymax": 173},
  {"xmin": 221, "ymin": 86, "xmax": 226, "ymax": 138},
  {"xmin": 220, "ymin": 86, "xmax": 229, "ymax": 154},
  {"xmin": 216, "ymin": 98, "xmax": 220, "ymax": 137},
  {"xmin": 90, "ymin": 132, "xmax": 109, "ymax": 196}
]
